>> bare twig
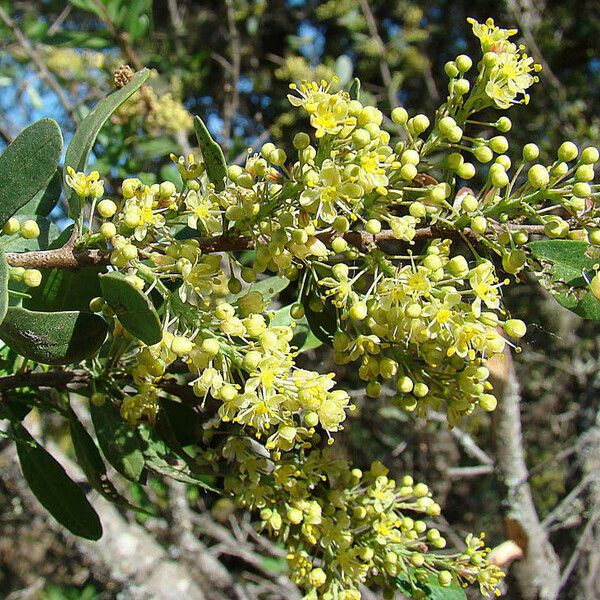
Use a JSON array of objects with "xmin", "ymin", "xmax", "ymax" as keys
[
  {"xmin": 357, "ymin": 0, "xmax": 396, "ymax": 108},
  {"xmin": 0, "ymin": 370, "xmax": 90, "ymax": 393},
  {"xmin": 0, "ymin": 6, "xmax": 78, "ymax": 123}
]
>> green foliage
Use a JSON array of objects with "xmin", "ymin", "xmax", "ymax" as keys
[
  {"xmin": 12, "ymin": 419, "xmax": 102, "ymax": 540},
  {"xmin": 64, "ymin": 68, "xmax": 149, "ymax": 218},
  {"xmin": 0, "ymin": 249, "xmax": 8, "ymax": 325},
  {"xmin": 529, "ymin": 240, "xmax": 600, "ymax": 320},
  {"xmin": 0, "ymin": 118, "xmax": 63, "ymax": 227},
  {"xmin": 99, "ymin": 271, "xmax": 162, "ymax": 345},
  {"xmin": 193, "ymin": 115, "xmax": 228, "ymax": 191},
  {"xmin": 0, "ymin": 307, "xmax": 108, "ymax": 365}
]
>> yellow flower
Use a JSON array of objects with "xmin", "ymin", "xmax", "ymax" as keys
[{"xmin": 65, "ymin": 166, "xmax": 104, "ymax": 198}]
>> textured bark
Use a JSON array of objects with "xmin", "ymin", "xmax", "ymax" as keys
[{"xmin": 492, "ymin": 354, "xmax": 561, "ymax": 600}]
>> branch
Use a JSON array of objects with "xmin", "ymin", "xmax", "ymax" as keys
[
  {"xmin": 4, "ymin": 224, "xmax": 547, "ymax": 270},
  {"xmin": 0, "ymin": 6, "xmax": 79, "ymax": 124},
  {"xmin": 0, "ymin": 370, "xmax": 90, "ymax": 393},
  {"xmin": 492, "ymin": 352, "xmax": 562, "ymax": 600}
]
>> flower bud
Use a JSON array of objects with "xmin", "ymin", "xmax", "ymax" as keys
[
  {"xmin": 456, "ymin": 54, "xmax": 472, "ymax": 72},
  {"xmin": 558, "ymin": 141, "xmax": 578, "ymax": 162},
  {"xmin": 293, "ymin": 132, "xmax": 310, "ymax": 150},
  {"xmin": 504, "ymin": 318, "xmax": 527, "ymax": 338},
  {"xmin": 23, "ymin": 269, "xmax": 42, "ymax": 288},
  {"xmin": 581, "ymin": 146, "xmax": 599, "ymax": 164},
  {"xmin": 2, "ymin": 217, "xmax": 20, "ymax": 235},
  {"xmin": 496, "ymin": 117, "xmax": 512, "ymax": 132},
  {"xmin": 21, "ymin": 220, "xmax": 40, "ymax": 239},
  {"xmin": 527, "ymin": 164, "xmax": 550, "ymax": 188},
  {"xmin": 391, "ymin": 106, "xmax": 408, "ymax": 125},
  {"xmin": 454, "ymin": 78, "xmax": 470, "ymax": 95},
  {"xmin": 591, "ymin": 274, "xmax": 600, "ymax": 300},
  {"xmin": 522, "ymin": 143, "xmax": 540, "ymax": 161},
  {"xmin": 489, "ymin": 136, "xmax": 508, "ymax": 154},
  {"xmin": 100, "ymin": 222, "xmax": 117, "ymax": 238}
]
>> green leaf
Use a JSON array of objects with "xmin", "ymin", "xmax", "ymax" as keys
[
  {"xmin": 0, "ymin": 216, "xmax": 60, "ymax": 252},
  {"xmin": 0, "ymin": 249, "xmax": 8, "ymax": 325},
  {"xmin": 68, "ymin": 407, "xmax": 148, "ymax": 512},
  {"xmin": 270, "ymin": 305, "xmax": 322, "ymax": 353},
  {"xmin": 90, "ymin": 401, "xmax": 146, "ymax": 483},
  {"xmin": 99, "ymin": 272, "xmax": 162, "ymax": 345},
  {"xmin": 17, "ymin": 169, "xmax": 62, "ymax": 216},
  {"xmin": 529, "ymin": 240, "xmax": 600, "ymax": 320},
  {"xmin": 12, "ymin": 419, "xmax": 102, "ymax": 540},
  {"xmin": 302, "ymin": 298, "xmax": 338, "ymax": 347},
  {"xmin": 229, "ymin": 275, "xmax": 291, "ymax": 303},
  {"xmin": 193, "ymin": 115, "xmax": 227, "ymax": 191},
  {"xmin": 0, "ymin": 118, "xmax": 63, "ymax": 227},
  {"xmin": 25, "ymin": 266, "xmax": 103, "ymax": 312},
  {"xmin": 348, "ymin": 77, "xmax": 361, "ymax": 101},
  {"xmin": 396, "ymin": 571, "xmax": 467, "ymax": 600},
  {"xmin": 0, "ymin": 307, "xmax": 108, "ymax": 365},
  {"xmin": 64, "ymin": 68, "xmax": 150, "ymax": 218}
]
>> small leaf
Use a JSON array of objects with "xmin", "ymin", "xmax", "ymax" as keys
[
  {"xmin": 64, "ymin": 68, "xmax": 150, "ymax": 218},
  {"xmin": 348, "ymin": 77, "xmax": 361, "ymax": 101},
  {"xmin": 68, "ymin": 407, "xmax": 147, "ymax": 512},
  {"xmin": 90, "ymin": 401, "xmax": 146, "ymax": 483},
  {"xmin": 193, "ymin": 115, "xmax": 227, "ymax": 191},
  {"xmin": 0, "ymin": 307, "xmax": 107, "ymax": 365},
  {"xmin": 270, "ymin": 305, "xmax": 322, "ymax": 353},
  {"xmin": 0, "ymin": 118, "xmax": 63, "ymax": 227},
  {"xmin": 229, "ymin": 275, "xmax": 290, "ymax": 303},
  {"xmin": 12, "ymin": 419, "xmax": 102, "ymax": 540},
  {"xmin": 17, "ymin": 169, "xmax": 62, "ymax": 216},
  {"xmin": 99, "ymin": 272, "xmax": 162, "ymax": 345},
  {"xmin": 0, "ymin": 249, "xmax": 8, "ymax": 325},
  {"xmin": 335, "ymin": 54, "xmax": 353, "ymax": 84},
  {"xmin": 529, "ymin": 240, "xmax": 600, "ymax": 320},
  {"xmin": 302, "ymin": 298, "xmax": 338, "ymax": 347}
]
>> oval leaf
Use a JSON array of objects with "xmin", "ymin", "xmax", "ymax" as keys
[
  {"xmin": 12, "ymin": 420, "xmax": 102, "ymax": 540},
  {"xmin": 529, "ymin": 239, "xmax": 600, "ymax": 320},
  {"xmin": 193, "ymin": 115, "xmax": 227, "ymax": 191},
  {"xmin": 0, "ymin": 307, "xmax": 108, "ymax": 365},
  {"xmin": 99, "ymin": 271, "xmax": 162, "ymax": 345},
  {"xmin": 0, "ymin": 118, "xmax": 63, "ymax": 227},
  {"xmin": 69, "ymin": 407, "xmax": 147, "ymax": 511},
  {"xmin": 17, "ymin": 169, "xmax": 62, "ymax": 216},
  {"xmin": 0, "ymin": 249, "xmax": 8, "ymax": 325},
  {"xmin": 90, "ymin": 401, "xmax": 146, "ymax": 483},
  {"xmin": 64, "ymin": 68, "xmax": 150, "ymax": 218}
]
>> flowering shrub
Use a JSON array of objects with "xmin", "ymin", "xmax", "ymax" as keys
[{"xmin": 0, "ymin": 17, "xmax": 598, "ymax": 599}]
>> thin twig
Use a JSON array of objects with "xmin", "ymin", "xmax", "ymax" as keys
[
  {"xmin": 0, "ymin": 6, "xmax": 78, "ymax": 123},
  {"xmin": 0, "ymin": 370, "xmax": 90, "ymax": 393}
]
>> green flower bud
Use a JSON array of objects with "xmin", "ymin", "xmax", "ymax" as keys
[
  {"xmin": 20, "ymin": 219, "xmax": 40, "ymax": 239},
  {"xmin": 331, "ymin": 236, "xmax": 348, "ymax": 253},
  {"xmin": 446, "ymin": 152, "xmax": 464, "ymax": 170},
  {"xmin": 575, "ymin": 164, "xmax": 594, "ymax": 182},
  {"xmin": 504, "ymin": 318, "xmax": 527, "ymax": 338},
  {"xmin": 471, "ymin": 216, "xmax": 487, "ymax": 234},
  {"xmin": 489, "ymin": 136, "xmax": 509, "ymax": 154},
  {"xmin": 365, "ymin": 219, "xmax": 381, "ymax": 234},
  {"xmin": 409, "ymin": 114, "xmax": 430, "ymax": 135},
  {"xmin": 391, "ymin": 106, "xmax": 409, "ymax": 125},
  {"xmin": 444, "ymin": 61, "xmax": 459, "ymax": 78},
  {"xmin": 349, "ymin": 301, "xmax": 368, "ymax": 321},
  {"xmin": 97, "ymin": 199, "xmax": 117, "ymax": 218},
  {"xmin": 447, "ymin": 255, "xmax": 469, "ymax": 277},
  {"xmin": 522, "ymin": 143, "xmax": 540, "ymax": 161},
  {"xmin": 528, "ymin": 164, "xmax": 550, "ymax": 188},
  {"xmin": 401, "ymin": 149, "xmax": 420, "ymax": 165},
  {"xmin": 400, "ymin": 163, "xmax": 417, "ymax": 181},
  {"xmin": 473, "ymin": 145, "xmax": 493, "ymax": 163},
  {"xmin": 581, "ymin": 146, "xmax": 599, "ymax": 164},
  {"xmin": 260, "ymin": 142, "xmax": 276, "ymax": 159},
  {"xmin": 397, "ymin": 376, "xmax": 414, "ymax": 393},
  {"xmin": 591, "ymin": 274, "xmax": 600, "ymax": 300},
  {"xmin": 23, "ymin": 268, "xmax": 42, "ymax": 288},
  {"xmin": 544, "ymin": 216, "xmax": 569, "ymax": 238},
  {"xmin": 490, "ymin": 167, "xmax": 509, "ymax": 188},
  {"xmin": 438, "ymin": 571, "xmax": 453, "ymax": 587},
  {"xmin": 409, "ymin": 201, "xmax": 426, "ymax": 218},
  {"xmin": 502, "ymin": 249, "xmax": 527, "ymax": 274},
  {"xmin": 480, "ymin": 393, "xmax": 499, "ymax": 412},
  {"xmin": 366, "ymin": 381, "xmax": 381, "ymax": 397},
  {"xmin": 293, "ymin": 132, "xmax": 310, "ymax": 150},
  {"xmin": 496, "ymin": 117, "xmax": 512, "ymax": 132},
  {"xmin": 171, "ymin": 336, "xmax": 194, "ymax": 357},
  {"xmin": 573, "ymin": 182, "xmax": 591, "ymax": 198},
  {"xmin": 352, "ymin": 128, "xmax": 371, "ymax": 148},
  {"xmin": 454, "ymin": 78, "xmax": 470, "ymax": 95},
  {"xmin": 589, "ymin": 230, "xmax": 600, "ymax": 245},
  {"xmin": 456, "ymin": 162, "xmax": 475, "ymax": 179},
  {"xmin": 558, "ymin": 141, "xmax": 578, "ymax": 162},
  {"xmin": 100, "ymin": 222, "xmax": 117, "ymax": 238},
  {"xmin": 2, "ymin": 217, "xmax": 20, "ymax": 235},
  {"xmin": 455, "ymin": 54, "xmax": 472, "ymax": 72},
  {"xmin": 461, "ymin": 194, "xmax": 479, "ymax": 213},
  {"xmin": 413, "ymin": 382, "xmax": 429, "ymax": 398}
]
